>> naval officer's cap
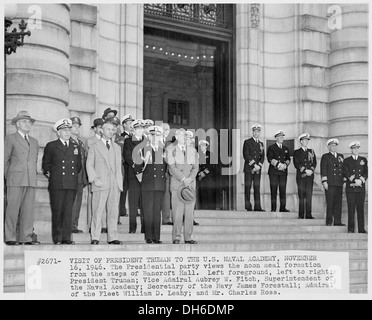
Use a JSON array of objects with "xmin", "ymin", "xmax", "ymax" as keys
[
  {"xmin": 54, "ymin": 118, "xmax": 72, "ymax": 131},
  {"xmin": 252, "ymin": 124, "xmax": 261, "ymax": 131},
  {"xmin": 327, "ymin": 138, "xmax": 339, "ymax": 146},
  {"xmin": 148, "ymin": 126, "xmax": 164, "ymax": 136},
  {"xmin": 349, "ymin": 141, "xmax": 361, "ymax": 149},
  {"xmin": 298, "ymin": 133, "xmax": 311, "ymax": 141},
  {"xmin": 274, "ymin": 130, "xmax": 285, "ymax": 138},
  {"xmin": 121, "ymin": 114, "xmax": 134, "ymax": 125}
]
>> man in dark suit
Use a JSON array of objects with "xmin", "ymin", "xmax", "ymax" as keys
[
  {"xmin": 139, "ymin": 126, "xmax": 167, "ymax": 244},
  {"xmin": 343, "ymin": 141, "xmax": 368, "ymax": 234},
  {"xmin": 124, "ymin": 119, "xmax": 145, "ymax": 234},
  {"xmin": 70, "ymin": 117, "xmax": 88, "ymax": 234},
  {"xmin": 119, "ymin": 114, "xmax": 134, "ymax": 219},
  {"xmin": 161, "ymin": 122, "xmax": 173, "ymax": 225},
  {"xmin": 197, "ymin": 140, "xmax": 216, "ymax": 210},
  {"xmin": 42, "ymin": 118, "xmax": 82, "ymax": 245},
  {"xmin": 320, "ymin": 138, "xmax": 345, "ymax": 227},
  {"xmin": 243, "ymin": 124, "xmax": 265, "ymax": 212},
  {"xmin": 267, "ymin": 130, "xmax": 291, "ymax": 212},
  {"xmin": 293, "ymin": 133, "xmax": 317, "ymax": 219},
  {"xmin": 102, "ymin": 108, "xmax": 117, "ymax": 120},
  {"xmin": 4, "ymin": 111, "xmax": 40, "ymax": 245}
]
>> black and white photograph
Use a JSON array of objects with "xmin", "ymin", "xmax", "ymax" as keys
[{"xmin": 1, "ymin": 1, "xmax": 370, "ymax": 302}]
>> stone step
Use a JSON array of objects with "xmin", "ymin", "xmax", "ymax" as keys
[
  {"xmin": 194, "ymin": 211, "xmax": 326, "ymax": 219},
  {"xmin": 350, "ymin": 284, "xmax": 368, "ymax": 294},
  {"xmin": 192, "ymin": 219, "xmax": 328, "ymax": 226},
  {"xmin": 3, "ymin": 240, "xmax": 368, "ymax": 254}
]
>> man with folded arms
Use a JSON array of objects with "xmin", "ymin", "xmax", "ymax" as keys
[
  {"xmin": 267, "ymin": 130, "xmax": 291, "ymax": 213},
  {"xmin": 320, "ymin": 138, "xmax": 345, "ymax": 227},
  {"xmin": 343, "ymin": 141, "xmax": 368, "ymax": 234},
  {"xmin": 86, "ymin": 119, "xmax": 123, "ymax": 245},
  {"xmin": 167, "ymin": 128, "xmax": 199, "ymax": 244},
  {"xmin": 4, "ymin": 111, "xmax": 40, "ymax": 246}
]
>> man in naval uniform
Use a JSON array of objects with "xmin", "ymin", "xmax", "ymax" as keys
[
  {"xmin": 343, "ymin": 141, "xmax": 368, "ymax": 234},
  {"xmin": 70, "ymin": 117, "xmax": 88, "ymax": 233},
  {"xmin": 42, "ymin": 118, "xmax": 82, "ymax": 245},
  {"xmin": 4, "ymin": 111, "xmax": 40, "ymax": 246},
  {"xmin": 293, "ymin": 133, "xmax": 317, "ymax": 219},
  {"xmin": 124, "ymin": 119, "xmax": 145, "ymax": 234},
  {"xmin": 161, "ymin": 122, "xmax": 173, "ymax": 226},
  {"xmin": 267, "ymin": 130, "xmax": 291, "ymax": 212},
  {"xmin": 140, "ymin": 126, "xmax": 167, "ymax": 244},
  {"xmin": 119, "ymin": 114, "xmax": 134, "ymax": 218},
  {"xmin": 320, "ymin": 138, "xmax": 345, "ymax": 227},
  {"xmin": 243, "ymin": 124, "xmax": 265, "ymax": 212}
]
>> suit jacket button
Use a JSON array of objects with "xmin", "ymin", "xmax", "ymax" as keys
[
  {"xmin": 72, "ymin": 161, "xmax": 74, "ymax": 163},
  {"xmin": 72, "ymin": 167, "xmax": 74, "ymax": 169},
  {"xmin": 62, "ymin": 167, "xmax": 65, "ymax": 169},
  {"xmin": 72, "ymin": 173, "xmax": 74, "ymax": 175},
  {"xmin": 62, "ymin": 161, "xmax": 65, "ymax": 163},
  {"xmin": 62, "ymin": 172, "xmax": 65, "ymax": 175}
]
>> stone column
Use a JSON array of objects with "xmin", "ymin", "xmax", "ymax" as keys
[
  {"xmin": 6, "ymin": 4, "xmax": 71, "ymax": 237},
  {"xmin": 97, "ymin": 4, "xmax": 144, "ymax": 120}
]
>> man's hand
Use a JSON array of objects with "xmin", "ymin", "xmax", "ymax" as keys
[
  {"xmin": 305, "ymin": 169, "xmax": 313, "ymax": 177},
  {"xmin": 323, "ymin": 182, "xmax": 329, "ymax": 191},
  {"xmin": 254, "ymin": 164, "xmax": 261, "ymax": 171},
  {"xmin": 354, "ymin": 179, "xmax": 362, "ymax": 187},
  {"xmin": 94, "ymin": 178, "xmax": 103, "ymax": 187}
]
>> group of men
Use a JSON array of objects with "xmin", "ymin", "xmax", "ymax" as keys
[
  {"xmin": 4, "ymin": 109, "xmax": 216, "ymax": 246},
  {"xmin": 243, "ymin": 124, "xmax": 368, "ymax": 233}
]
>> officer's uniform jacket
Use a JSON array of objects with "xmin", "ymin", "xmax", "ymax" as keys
[
  {"xmin": 124, "ymin": 135, "xmax": 144, "ymax": 180},
  {"xmin": 42, "ymin": 139, "xmax": 82, "ymax": 190},
  {"xmin": 73, "ymin": 137, "xmax": 88, "ymax": 186},
  {"xmin": 343, "ymin": 156, "xmax": 368, "ymax": 193},
  {"xmin": 293, "ymin": 147, "xmax": 317, "ymax": 179},
  {"xmin": 140, "ymin": 144, "xmax": 167, "ymax": 192},
  {"xmin": 320, "ymin": 152, "xmax": 344, "ymax": 187},
  {"xmin": 243, "ymin": 138, "xmax": 265, "ymax": 173},
  {"xmin": 267, "ymin": 143, "xmax": 291, "ymax": 176},
  {"xmin": 198, "ymin": 150, "xmax": 216, "ymax": 181}
]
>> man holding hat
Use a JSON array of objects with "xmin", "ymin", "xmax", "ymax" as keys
[
  {"xmin": 139, "ymin": 126, "xmax": 167, "ymax": 244},
  {"xmin": 243, "ymin": 124, "xmax": 265, "ymax": 212},
  {"xmin": 293, "ymin": 133, "xmax": 317, "ymax": 219},
  {"xmin": 267, "ymin": 130, "xmax": 291, "ymax": 212},
  {"xmin": 86, "ymin": 119, "xmax": 124, "ymax": 245},
  {"xmin": 343, "ymin": 142, "xmax": 368, "ymax": 233},
  {"xmin": 320, "ymin": 138, "xmax": 345, "ymax": 226},
  {"xmin": 167, "ymin": 128, "xmax": 199, "ymax": 244},
  {"xmin": 70, "ymin": 117, "xmax": 88, "ymax": 234},
  {"xmin": 42, "ymin": 118, "xmax": 82, "ymax": 245},
  {"xmin": 119, "ymin": 114, "xmax": 134, "ymax": 219},
  {"xmin": 197, "ymin": 140, "xmax": 217, "ymax": 210},
  {"xmin": 124, "ymin": 119, "xmax": 145, "ymax": 234},
  {"xmin": 4, "ymin": 111, "xmax": 39, "ymax": 245}
]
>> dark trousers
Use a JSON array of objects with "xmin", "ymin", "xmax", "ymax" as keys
[
  {"xmin": 128, "ymin": 178, "xmax": 143, "ymax": 233},
  {"xmin": 142, "ymin": 190, "xmax": 164, "ymax": 242},
  {"xmin": 296, "ymin": 178, "xmax": 314, "ymax": 218},
  {"xmin": 118, "ymin": 179, "xmax": 128, "ymax": 222},
  {"xmin": 346, "ymin": 192, "xmax": 365, "ymax": 232},
  {"xmin": 269, "ymin": 174, "xmax": 287, "ymax": 211},
  {"xmin": 50, "ymin": 189, "xmax": 77, "ymax": 243},
  {"xmin": 245, "ymin": 172, "xmax": 262, "ymax": 211},
  {"xmin": 72, "ymin": 183, "xmax": 84, "ymax": 230},
  {"xmin": 197, "ymin": 178, "xmax": 216, "ymax": 210},
  {"xmin": 325, "ymin": 186, "xmax": 343, "ymax": 225}
]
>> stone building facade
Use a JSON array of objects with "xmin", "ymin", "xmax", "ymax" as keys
[{"xmin": 5, "ymin": 3, "xmax": 368, "ymax": 226}]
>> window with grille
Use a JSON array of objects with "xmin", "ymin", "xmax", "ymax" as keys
[{"xmin": 168, "ymin": 100, "xmax": 189, "ymax": 126}]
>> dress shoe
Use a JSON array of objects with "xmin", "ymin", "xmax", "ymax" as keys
[
  {"xmin": 5, "ymin": 241, "xmax": 19, "ymax": 246},
  {"xmin": 185, "ymin": 240, "xmax": 198, "ymax": 244},
  {"xmin": 256, "ymin": 209, "xmax": 266, "ymax": 212},
  {"xmin": 271, "ymin": 210, "xmax": 276, "ymax": 212},
  {"xmin": 193, "ymin": 221, "xmax": 199, "ymax": 226},
  {"xmin": 246, "ymin": 208, "xmax": 253, "ymax": 212},
  {"xmin": 62, "ymin": 240, "xmax": 75, "ymax": 245},
  {"xmin": 109, "ymin": 240, "xmax": 123, "ymax": 245},
  {"xmin": 129, "ymin": 231, "xmax": 136, "ymax": 234},
  {"xmin": 348, "ymin": 231, "xmax": 354, "ymax": 234},
  {"xmin": 280, "ymin": 209, "xmax": 290, "ymax": 213},
  {"xmin": 54, "ymin": 242, "xmax": 62, "ymax": 245},
  {"xmin": 173, "ymin": 240, "xmax": 180, "ymax": 244},
  {"xmin": 153, "ymin": 241, "xmax": 162, "ymax": 244},
  {"xmin": 359, "ymin": 230, "xmax": 368, "ymax": 234},
  {"xmin": 101, "ymin": 228, "xmax": 108, "ymax": 234},
  {"xmin": 72, "ymin": 229, "xmax": 83, "ymax": 234},
  {"xmin": 146, "ymin": 240, "xmax": 154, "ymax": 244},
  {"xmin": 91, "ymin": 240, "xmax": 99, "ymax": 245},
  {"xmin": 22, "ymin": 241, "xmax": 41, "ymax": 245},
  {"xmin": 306, "ymin": 216, "xmax": 315, "ymax": 220},
  {"xmin": 298, "ymin": 217, "xmax": 304, "ymax": 220},
  {"xmin": 334, "ymin": 224, "xmax": 346, "ymax": 227}
]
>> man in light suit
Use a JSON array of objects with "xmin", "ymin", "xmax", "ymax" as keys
[
  {"xmin": 86, "ymin": 119, "xmax": 124, "ymax": 245},
  {"xmin": 167, "ymin": 128, "xmax": 199, "ymax": 244},
  {"xmin": 4, "ymin": 111, "xmax": 39, "ymax": 245}
]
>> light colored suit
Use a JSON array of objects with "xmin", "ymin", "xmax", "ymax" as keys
[
  {"xmin": 4, "ymin": 132, "xmax": 39, "ymax": 242},
  {"xmin": 167, "ymin": 143, "xmax": 199, "ymax": 242},
  {"xmin": 86, "ymin": 139, "xmax": 123, "ymax": 242}
]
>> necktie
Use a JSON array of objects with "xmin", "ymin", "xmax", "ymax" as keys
[
  {"xmin": 106, "ymin": 140, "xmax": 110, "ymax": 150},
  {"xmin": 24, "ymin": 135, "xmax": 30, "ymax": 146},
  {"xmin": 65, "ymin": 141, "xmax": 68, "ymax": 150}
]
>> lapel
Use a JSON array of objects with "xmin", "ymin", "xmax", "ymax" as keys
[
  {"xmin": 16, "ymin": 132, "xmax": 30, "ymax": 151},
  {"xmin": 96, "ymin": 139, "xmax": 111, "ymax": 169},
  {"xmin": 56, "ymin": 139, "xmax": 69, "ymax": 156}
]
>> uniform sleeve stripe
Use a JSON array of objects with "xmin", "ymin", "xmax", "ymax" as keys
[{"xmin": 321, "ymin": 177, "xmax": 328, "ymax": 182}]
